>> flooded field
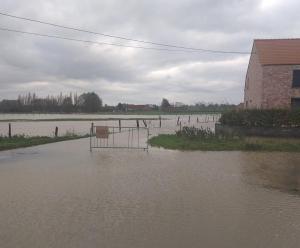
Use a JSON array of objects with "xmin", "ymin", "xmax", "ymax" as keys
[
  {"xmin": 0, "ymin": 114, "xmax": 300, "ymax": 247},
  {"xmin": 0, "ymin": 114, "xmax": 217, "ymax": 136},
  {"xmin": 0, "ymin": 137, "xmax": 300, "ymax": 248}
]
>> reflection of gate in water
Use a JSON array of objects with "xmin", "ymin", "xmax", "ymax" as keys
[{"xmin": 90, "ymin": 125, "xmax": 149, "ymax": 151}]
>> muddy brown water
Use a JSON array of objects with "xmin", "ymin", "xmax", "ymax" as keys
[
  {"xmin": 0, "ymin": 114, "xmax": 217, "ymax": 136},
  {"xmin": 0, "ymin": 137, "xmax": 300, "ymax": 248}
]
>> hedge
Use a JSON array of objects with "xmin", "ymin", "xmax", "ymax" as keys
[{"xmin": 219, "ymin": 109, "xmax": 300, "ymax": 128}]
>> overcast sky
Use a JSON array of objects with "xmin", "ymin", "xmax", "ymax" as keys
[{"xmin": 0, "ymin": 0, "xmax": 299, "ymax": 105}]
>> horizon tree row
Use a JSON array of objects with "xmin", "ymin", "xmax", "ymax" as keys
[
  {"xmin": 0, "ymin": 94, "xmax": 236, "ymax": 113},
  {"xmin": 0, "ymin": 92, "xmax": 103, "ymax": 113}
]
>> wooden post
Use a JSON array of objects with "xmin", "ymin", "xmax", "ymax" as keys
[
  {"xmin": 90, "ymin": 123, "xmax": 93, "ymax": 152},
  {"xmin": 177, "ymin": 116, "xmax": 180, "ymax": 126},
  {"xmin": 142, "ymin": 119, "xmax": 147, "ymax": 127},
  {"xmin": 8, "ymin": 123, "xmax": 11, "ymax": 138},
  {"xmin": 197, "ymin": 117, "xmax": 199, "ymax": 123},
  {"xmin": 55, "ymin": 126, "xmax": 58, "ymax": 137},
  {"xmin": 188, "ymin": 115, "xmax": 191, "ymax": 123},
  {"xmin": 180, "ymin": 121, "xmax": 182, "ymax": 131},
  {"xmin": 159, "ymin": 116, "xmax": 162, "ymax": 128},
  {"xmin": 91, "ymin": 122, "xmax": 94, "ymax": 134},
  {"xmin": 136, "ymin": 119, "xmax": 139, "ymax": 129},
  {"xmin": 119, "ymin": 119, "xmax": 121, "ymax": 132}
]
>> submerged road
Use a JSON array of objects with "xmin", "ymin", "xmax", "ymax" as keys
[{"xmin": 0, "ymin": 138, "xmax": 300, "ymax": 248}]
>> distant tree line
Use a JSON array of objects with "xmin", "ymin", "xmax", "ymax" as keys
[
  {"xmin": 186, "ymin": 102, "xmax": 237, "ymax": 112},
  {"xmin": 0, "ymin": 94, "xmax": 236, "ymax": 113},
  {"xmin": 0, "ymin": 92, "xmax": 103, "ymax": 113},
  {"xmin": 159, "ymin": 98, "xmax": 236, "ymax": 112},
  {"xmin": 114, "ymin": 99, "xmax": 236, "ymax": 113}
]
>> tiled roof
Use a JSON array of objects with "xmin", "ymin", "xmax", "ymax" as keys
[{"xmin": 254, "ymin": 39, "xmax": 300, "ymax": 65}]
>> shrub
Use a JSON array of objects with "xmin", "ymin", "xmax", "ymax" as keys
[
  {"xmin": 176, "ymin": 126, "xmax": 215, "ymax": 139},
  {"xmin": 219, "ymin": 109, "xmax": 300, "ymax": 128}
]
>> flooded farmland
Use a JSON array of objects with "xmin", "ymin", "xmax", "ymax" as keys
[
  {"xmin": 0, "ymin": 113, "xmax": 216, "ymax": 137},
  {"xmin": 0, "ymin": 114, "xmax": 300, "ymax": 247}
]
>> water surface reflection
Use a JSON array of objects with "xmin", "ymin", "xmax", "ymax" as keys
[{"xmin": 240, "ymin": 153, "xmax": 300, "ymax": 194}]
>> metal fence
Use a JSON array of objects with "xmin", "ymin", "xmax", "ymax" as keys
[{"xmin": 90, "ymin": 125, "xmax": 149, "ymax": 151}]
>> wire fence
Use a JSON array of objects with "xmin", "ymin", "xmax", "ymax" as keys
[{"xmin": 90, "ymin": 125, "xmax": 149, "ymax": 151}]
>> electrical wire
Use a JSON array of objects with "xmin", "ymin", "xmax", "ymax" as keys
[
  {"xmin": 0, "ymin": 27, "xmax": 199, "ymax": 52},
  {"xmin": 0, "ymin": 11, "xmax": 251, "ymax": 55}
]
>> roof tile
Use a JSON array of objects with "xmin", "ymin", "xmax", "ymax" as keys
[{"xmin": 254, "ymin": 39, "xmax": 300, "ymax": 65}]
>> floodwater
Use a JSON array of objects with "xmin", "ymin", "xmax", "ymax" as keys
[
  {"xmin": 0, "ymin": 138, "xmax": 300, "ymax": 247},
  {"xmin": 0, "ymin": 114, "xmax": 300, "ymax": 247},
  {"xmin": 0, "ymin": 114, "xmax": 217, "ymax": 136}
]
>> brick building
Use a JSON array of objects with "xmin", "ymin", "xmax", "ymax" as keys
[{"xmin": 244, "ymin": 39, "xmax": 300, "ymax": 109}]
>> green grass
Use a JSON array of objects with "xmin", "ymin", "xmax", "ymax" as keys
[
  {"xmin": 149, "ymin": 134, "xmax": 300, "ymax": 152},
  {"xmin": 0, "ymin": 134, "xmax": 89, "ymax": 151}
]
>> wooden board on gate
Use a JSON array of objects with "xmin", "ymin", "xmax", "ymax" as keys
[{"xmin": 96, "ymin": 126, "xmax": 109, "ymax": 139}]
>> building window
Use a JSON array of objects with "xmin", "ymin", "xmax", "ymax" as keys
[
  {"xmin": 292, "ymin": 70, "xmax": 300, "ymax": 87},
  {"xmin": 291, "ymin": 98, "xmax": 300, "ymax": 109}
]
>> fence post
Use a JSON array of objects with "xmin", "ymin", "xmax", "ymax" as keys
[
  {"xmin": 159, "ymin": 116, "xmax": 162, "ymax": 128},
  {"xmin": 142, "ymin": 119, "xmax": 147, "ymax": 127},
  {"xmin": 136, "ymin": 119, "xmax": 139, "ymax": 129},
  {"xmin": 119, "ymin": 119, "xmax": 121, "ymax": 132},
  {"xmin": 55, "ymin": 127, "xmax": 58, "ymax": 137},
  {"xmin": 8, "ymin": 123, "xmax": 11, "ymax": 138},
  {"xmin": 188, "ymin": 115, "xmax": 191, "ymax": 123},
  {"xmin": 177, "ymin": 116, "xmax": 180, "ymax": 126},
  {"xmin": 90, "ymin": 123, "xmax": 93, "ymax": 152},
  {"xmin": 146, "ymin": 128, "xmax": 149, "ymax": 150}
]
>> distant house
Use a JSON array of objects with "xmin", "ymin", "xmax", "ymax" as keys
[
  {"xmin": 174, "ymin": 102, "xmax": 185, "ymax": 108},
  {"xmin": 244, "ymin": 39, "xmax": 300, "ymax": 109}
]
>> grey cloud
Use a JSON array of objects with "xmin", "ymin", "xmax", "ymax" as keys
[{"xmin": 0, "ymin": 0, "xmax": 298, "ymax": 104}]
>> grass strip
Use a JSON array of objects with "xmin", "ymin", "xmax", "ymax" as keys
[
  {"xmin": 149, "ymin": 134, "xmax": 300, "ymax": 152},
  {"xmin": 0, "ymin": 134, "xmax": 89, "ymax": 151}
]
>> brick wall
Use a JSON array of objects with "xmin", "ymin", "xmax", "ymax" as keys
[
  {"xmin": 244, "ymin": 45, "xmax": 300, "ymax": 110},
  {"xmin": 262, "ymin": 65, "xmax": 300, "ymax": 109},
  {"xmin": 244, "ymin": 45, "xmax": 263, "ymax": 108}
]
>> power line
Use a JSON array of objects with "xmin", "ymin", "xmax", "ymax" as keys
[
  {"xmin": 0, "ymin": 11, "xmax": 251, "ymax": 55},
  {"xmin": 0, "ymin": 27, "xmax": 197, "ymax": 52}
]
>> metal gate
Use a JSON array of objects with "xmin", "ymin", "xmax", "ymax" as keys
[{"xmin": 90, "ymin": 124, "xmax": 149, "ymax": 151}]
